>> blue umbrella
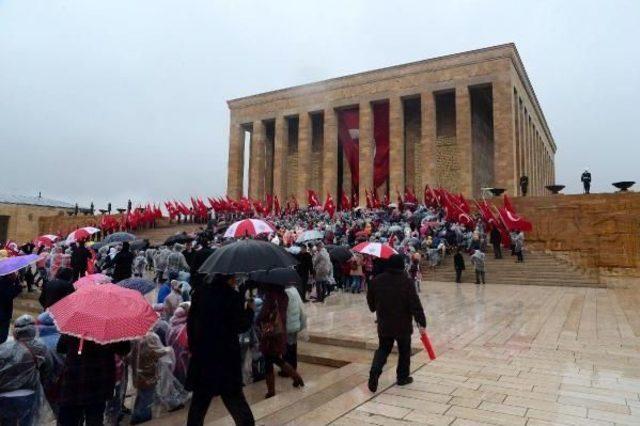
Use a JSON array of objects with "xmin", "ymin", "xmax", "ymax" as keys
[
  {"xmin": 0, "ymin": 254, "xmax": 39, "ymax": 276},
  {"xmin": 116, "ymin": 277, "xmax": 155, "ymax": 295},
  {"xmin": 103, "ymin": 232, "xmax": 137, "ymax": 244},
  {"xmin": 295, "ymin": 230, "xmax": 324, "ymax": 243}
]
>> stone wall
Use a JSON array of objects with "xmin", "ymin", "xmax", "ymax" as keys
[
  {"xmin": 504, "ymin": 193, "xmax": 640, "ymax": 287},
  {"xmin": 435, "ymin": 136, "xmax": 460, "ymax": 192},
  {"xmin": 0, "ymin": 203, "xmax": 72, "ymax": 243},
  {"xmin": 38, "ymin": 214, "xmax": 105, "ymax": 236}
]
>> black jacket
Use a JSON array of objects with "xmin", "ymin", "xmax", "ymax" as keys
[
  {"xmin": 189, "ymin": 247, "xmax": 214, "ymax": 289},
  {"xmin": 39, "ymin": 278, "xmax": 75, "ymax": 309},
  {"xmin": 490, "ymin": 227, "xmax": 502, "ymax": 245},
  {"xmin": 71, "ymin": 245, "xmax": 91, "ymax": 270},
  {"xmin": 295, "ymin": 252, "xmax": 313, "ymax": 278},
  {"xmin": 112, "ymin": 249, "xmax": 134, "ymax": 283},
  {"xmin": 0, "ymin": 275, "xmax": 22, "ymax": 322},
  {"xmin": 453, "ymin": 253, "xmax": 465, "ymax": 271},
  {"xmin": 186, "ymin": 279, "xmax": 253, "ymax": 394},
  {"xmin": 366, "ymin": 268, "xmax": 426, "ymax": 337}
]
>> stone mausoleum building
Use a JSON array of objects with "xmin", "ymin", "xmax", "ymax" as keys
[{"xmin": 226, "ymin": 43, "xmax": 555, "ymax": 206}]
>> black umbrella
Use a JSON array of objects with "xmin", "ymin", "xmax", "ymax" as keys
[
  {"xmin": 92, "ymin": 239, "xmax": 148, "ymax": 252},
  {"xmin": 325, "ymin": 245, "xmax": 353, "ymax": 263},
  {"xmin": 248, "ymin": 267, "xmax": 301, "ymax": 286},
  {"xmin": 198, "ymin": 239, "xmax": 298, "ymax": 275},
  {"xmin": 164, "ymin": 234, "xmax": 194, "ymax": 246}
]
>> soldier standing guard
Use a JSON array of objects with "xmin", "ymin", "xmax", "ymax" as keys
[
  {"xmin": 519, "ymin": 175, "xmax": 529, "ymax": 196},
  {"xmin": 581, "ymin": 169, "xmax": 592, "ymax": 194}
]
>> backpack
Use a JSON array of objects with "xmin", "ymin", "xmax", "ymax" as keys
[{"xmin": 259, "ymin": 300, "xmax": 284, "ymax": 338}]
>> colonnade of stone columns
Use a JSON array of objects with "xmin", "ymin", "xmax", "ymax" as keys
[{"xmin": 227, "ymin": 81, "xmax": 551, "ymax": 203}]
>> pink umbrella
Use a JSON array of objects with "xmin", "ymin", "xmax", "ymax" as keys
[
  {"xmin": 73, "ymin": 273, "xmax": 112, "ymax": 289},
  {"xmin": 48, "ymin": 283, "xmax": 158, "ymax": 353},
  {"xmin": 35, "ymin": 234, "xmax": 59, "ymax": 248},
  {"xmin": 224, "ymin": 219, "xmax": 275, "ymax": 238},
  {"xmin": 352, "ymin": 242, "xmax": 398, "ymax": 259},
  {"xmin": 66, "ymin": 227, "xmax": 100, "ymax": 244}
]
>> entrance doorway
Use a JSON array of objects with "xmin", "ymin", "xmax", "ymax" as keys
[{"xmin": 0, "ymin": 215, "xmax": 8, "ymax": 242}]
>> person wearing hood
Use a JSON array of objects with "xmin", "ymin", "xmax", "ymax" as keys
[
  {"xmin": 111, "ymin": 241, "xmax": 135, "ymax": 283},
  {"xmin": 470, "ymin": 249, "xmax": 486, "ymax": 284},
  {"xmin": 36, "ymin": 312, "xmax": 65, "ymax": 415},
  {"xmin": 167, "ymin": 304, "xmax": 190, "ymax": 385},
  {"xmin": 133, "ymin": 250, "xmax": 147, "ymax": 277},
  {"xmin": 366, "ymin": 254, "xmax": 426, "ymax": 393},
  {"xmin": 152, "ymin": 304, "xmax": 170, "ymax": 346},
  {"xmin": 0, "ymin": 273, "xmax": 23, "ymax": 344},
  {"xmin": 0, "ymin": 315, "xmax": 53, "ymax": 426},
  {"xmin": 163, "ymin": 280, "xmax": 183, "ymax": 321},
  {"xmin": 130, "ymin": 331, "xmax": 174, "ymax": 424},
  {"xmin": 153, "ymin": 246, "xmax": 171, "ymax": 283},
  {"xmin": 39, "ymin": 267, "xmax": 75, "ymax": 310}
]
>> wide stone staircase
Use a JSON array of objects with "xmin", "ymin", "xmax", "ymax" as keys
[{"xmin": 423, "ymin": 249, "xmax": 604, "ymax": 288}]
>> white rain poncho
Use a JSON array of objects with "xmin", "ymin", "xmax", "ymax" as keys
[
  {"xmin": 0, "ymin": 315, "xmax": 53, "ymax": 425},
  {"xmin": 154, "ymin": 349, "xmax": 190, "ymax": 411}
]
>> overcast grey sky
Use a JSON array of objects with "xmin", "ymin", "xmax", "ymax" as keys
[{"xmin": 1, "ymin": 0, "xmax": 638, "ymax": 208}]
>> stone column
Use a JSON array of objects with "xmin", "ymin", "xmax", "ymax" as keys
[
  {"xmin": 455, "ymin": 85, "xmax": 473, "ymax": 196},
  {"xmin": 420, "ymin": 91, "xmax": 436, "ymax": 191},
  {"xmin": 492, "ymin": 79, "xmax": 517, "ymax": 196},
  {"xmin": 249, "ymin": 120, "xmax": 265, "ymax": 200},
  {"xmin": 272, "ymin": 115, "xmax": 287, "ymax": 203},
  {"xmin": 389, "ymin": 97, "xmax": 405, "ymax": 197},
  {"xmin": 297, "ymin": 112, "xmax": 312, "ymax": 204},
  {"xmin": 227, "ymin": 121, "xmax": 245, "ymax": 199},
  {"xmin": 322, "ymin": 107, "xmax": 337, "ymax": 201},
  {"xmin": 359, "ymin": 101, "xmax": 373, "ymax": 206}
]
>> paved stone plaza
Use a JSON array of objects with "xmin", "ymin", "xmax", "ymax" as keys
[{"xmin": 156, "ymin": 281, "xmax": 640, "ymax": 425}]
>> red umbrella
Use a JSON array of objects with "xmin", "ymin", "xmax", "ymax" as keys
[
  {"xmin": 223, "ymin": 219, "xmax": 275, "ymax": 238},
  {"xmin": 48, "ymin": 283, "xmax": 158, "ymax": 353},
  {"xmin": 35, "ymin": 234, "xmax": 59, "ymax": 248},
  {"xmin": 352, "ymin": 242, "xmax": 398, "ymax": 259},
  {"xmin": 66, "ymin": 226, "xmax": 100, "ymax": 244}
]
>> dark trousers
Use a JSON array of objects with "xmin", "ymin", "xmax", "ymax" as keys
[
  {"xmin": 516, "ymin": 250, "xmax": 524, "ymax": 262},
  {"xmin": 72, "ymin": 267, "xmax": 86, "ymax": 283},
  {"xmin": 58, "ymin": 402, "xmax": 106, "ymax": 426},
  {"xmin": 283, "ymin": 342, "xmax": 298, "ymax": 370},
  {"xmin": 370, "ymin": 335, "xmax": 411, "ymax": 381},
  {"xmin": 298, "ymin": 275, "xmax": 308, "ymax": 302},
  {"xmin": 0, "ymin": 319, "xmax": 10, "ymax": 344},
  {"xmin": 475, "ymin": 270, "xmax": 485, "ymax": 284},
  {"xmin": 455, "ymin": 268, "xmax": 463, "ymax": 283},
  {"xmin": 493, "ymin": 243, "xmax": 502, "ymax": 259},
  {"xmin": 315, "ymin": 280, "xmax": 327, "ymax": 302},
  {"xmin": 187, "ymin": 388, "xmax": 254, "ymax": 426}
]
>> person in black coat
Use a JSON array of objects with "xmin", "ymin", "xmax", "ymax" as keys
[
  {"xmin": 186, "ymin": 274, "xmax": 255, "ymax": 426},
  {"xmin": 294, "ymin": 245, "xmax": 313, "ymax": 302},
  {"xmin": 453, "ymin": 247, "xmax": 465, "ymax": 283},
  {"xmin": 111, "ymin": 241, "xmax": 134, "ymax": 283},
  {"xmin": 366, "ymin": 254, "xmax": 426, "ymax": 392},
  {"xmin": 70, "ymin": 241, "xmax": 91, "ymax": 282},
  {"xmin": 490, "ymin": 227, "xmax": 502, "ymax": 259},
  {"xmin": 39, "ymin": 267, "xmax": 75, "ymax": 309},
  {"xmin": 0, "ymin": 273, "xmax": 22, "ymax": 344},
  {"xmin": 189, "ymin": 240, "xmax": 214, "ymax": 290}
]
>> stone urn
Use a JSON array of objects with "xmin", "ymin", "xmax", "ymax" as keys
[
  {"xmin": 489, "ymin": 188, "xmax": 505, "ymax": 196},
  {"xmin": 545, "ymin": 184, "xmax": 565, "ymax": 194},
  {"xmin": 612, "ymin": 181, "xmax": 635, "ymax": 192}
]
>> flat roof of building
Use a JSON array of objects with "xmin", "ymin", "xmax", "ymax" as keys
[
  {"xmin": 227, "ymin": 43, "xmax": 555, "ymax": 150},
  {"xmin": 0, "ymin": 193, "xmax": 75, "ymax": 209}
]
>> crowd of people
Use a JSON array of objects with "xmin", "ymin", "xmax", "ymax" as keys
[{"xmin": 0, "ymin": 190, "xmax": 529, "ymax": 425}]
